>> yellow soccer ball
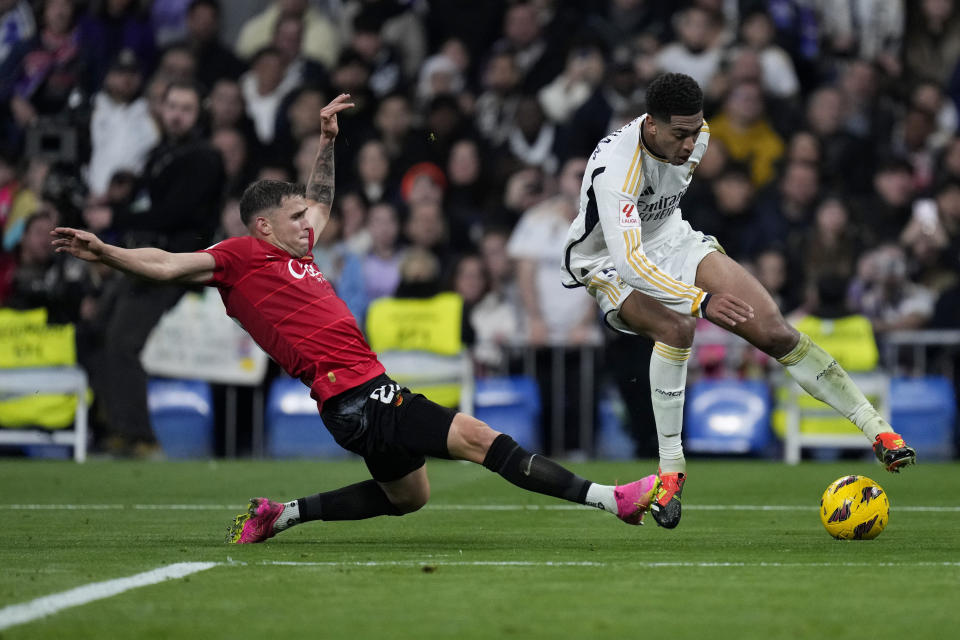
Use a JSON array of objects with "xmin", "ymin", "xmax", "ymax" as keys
[{"xmin": 819, "ymin": 475, "xmax": 890, "ymax": 540}]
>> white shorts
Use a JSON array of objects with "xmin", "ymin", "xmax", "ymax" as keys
[{"xmin": 585, "ymin": 218, "xmax": 723, "ymax": 335}]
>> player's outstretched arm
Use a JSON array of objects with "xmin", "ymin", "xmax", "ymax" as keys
[
  {"xmin": 51, "ymin": 227, "xmax": 216, "ymax": 284},
  {"xmin": 305, "ymin": 93, "xmax": 355, "ymax": 240}
]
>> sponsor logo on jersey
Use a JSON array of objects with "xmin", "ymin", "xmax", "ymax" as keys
[
  {"xmin": 287, "ymin": 259, "xmax": 327, "ymax": 283},
  {"xmin": 619, "ymin": 200, "xmax": 639, "ymax": 227},
  {"xmin": 635, "ymin": 187, "xmax": 688, "ymax": 222}
]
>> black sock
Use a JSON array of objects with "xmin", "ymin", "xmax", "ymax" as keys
[
  {"xmin": 298, "ymin": 480, "xmax": 403, "ymax": 522},
  {"xmin": 482, "ymin": 434, "xmax": 591, "ymax": 504}
]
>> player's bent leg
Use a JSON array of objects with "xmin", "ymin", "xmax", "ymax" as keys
[
  {"xmin": 695, "ymin": 252, "xmax": 916, "ymax": 472},
  {"xmin": 451, "ymin": 413, "xmax": 657, "ymax": 524},
  {"xmin": 378, "ymin": 465, "xmax": 430, "ymax": 514}
]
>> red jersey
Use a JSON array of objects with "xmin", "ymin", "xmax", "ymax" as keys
[{"xmin": 201, "ymin": 235, "xmax": 384, "ymax": 409}]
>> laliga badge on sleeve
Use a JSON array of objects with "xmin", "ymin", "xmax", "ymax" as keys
[{"xmin": 619, "ymin": 200, "xmax": 639, "ymax": 227}]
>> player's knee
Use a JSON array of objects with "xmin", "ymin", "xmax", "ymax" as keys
[
  {"xmin": 655, "ymin": 315, "xmax": 696, "ymax": 348},
  {"xmin": 390, "ymin": 482, "xmax": 430, "ymax": 514},
  {"xmin": 448, "ymin": 414, "xmax": 500, "ymax": 463}
]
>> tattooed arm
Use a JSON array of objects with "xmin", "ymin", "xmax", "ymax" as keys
[{"xmin": 306, "ymin": 93, "xmax": 354, "ymax": 239}]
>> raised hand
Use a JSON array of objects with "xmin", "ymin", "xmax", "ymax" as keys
[
  {"xmin": 50, "ymin": 227, "xmax": 106, "ymax": 262},
  {"xmin": 319, "ymin": 93, "xmax": 355, "ymax": 141},
  {"xmin": 703, "ymin": 292, "xmax": 754, "ymax": 327}
]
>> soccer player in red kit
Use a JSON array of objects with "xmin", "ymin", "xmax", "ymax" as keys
[{"xmin": 53, "ymin": 94, "xmax": 658, "ymax": 543}]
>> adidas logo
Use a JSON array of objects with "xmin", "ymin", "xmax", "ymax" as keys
[{"xmin": 640, "ymin": 185, "xmax": 654, "ymax": 197}]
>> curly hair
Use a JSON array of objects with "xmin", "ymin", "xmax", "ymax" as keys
[{"xmin": 645, "ymin": 73, "xmax": 703, "ymax": 121}]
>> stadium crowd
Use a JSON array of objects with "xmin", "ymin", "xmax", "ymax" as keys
[{"xmin": 0, "ymin": 0, "xmax": 958, "ymax": 456}]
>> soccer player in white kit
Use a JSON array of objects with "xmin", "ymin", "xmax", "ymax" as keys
[{"xmin": 562, "ymin": 73, "xmax": 916, "ymax": 529}]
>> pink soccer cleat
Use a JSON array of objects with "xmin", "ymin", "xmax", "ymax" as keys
[
  {"xmin": 613, "ymin": 475, "xmax": 658, "ymax": 525},
  {"xmin": 226, "ymin": 498, "xmax": 284, "ymax": 544}
]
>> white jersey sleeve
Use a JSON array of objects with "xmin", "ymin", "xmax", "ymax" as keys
[{"xmin": 593, "ymin": 164, "xmax": 707, "ymax": 317}]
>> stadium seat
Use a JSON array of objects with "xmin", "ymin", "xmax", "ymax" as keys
[
  {"xmin": 265, "ymin": 376, "xmax": 350, "ymax": 458},
  {"xmin": 890, "ymin": 376, "xmax": 956, "ymax": 460},
  {"xmin": 148, "ymin": 379, "xmax": 215, "ymax": 458},
  {"xmin": 474, "ymin": 376, "xmax": 541, "ymax": 452},
  {"xmin": 684, "ymin": 380, "xmax": 773, "ymax": 455}
]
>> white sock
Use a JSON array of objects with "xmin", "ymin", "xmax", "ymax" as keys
[
  {"xmin": 273, "ymin": 500, "xmax": 301, "ymax": 533},
  {"xmin": 650, "ymin": 342, "xmax": 690, "ymax": 474},
  {"xmin": 778, "ymin": 334, "xmax": 892, "ymax": 442},
  {"xmin": 584, "ymin": 483, "xmax": 617, "ymax": 514}
]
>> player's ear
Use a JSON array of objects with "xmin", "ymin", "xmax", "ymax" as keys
[{"xmin": 254, "ymin": 216, "xmax": 271, "ymax": 236}]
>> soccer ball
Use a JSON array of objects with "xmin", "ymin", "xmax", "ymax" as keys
[{"xmin": 819, "ymin": 475, "xmax": 889, "ymax": 540}]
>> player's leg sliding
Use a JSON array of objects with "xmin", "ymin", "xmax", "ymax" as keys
[
  {"xmin": 227, "ymin": 481, "xmax": 404, "ymax": 544},
  {"xmin": 648, "ymin": 342, "xmax": 690, "ymax": 528},
  {"xmin": 777, "ymin": 333, "xmax": 916, "ymax": 472},
  {"xmin": 481, "ymin": 433, "xmax": 657, "ymax": 525}
]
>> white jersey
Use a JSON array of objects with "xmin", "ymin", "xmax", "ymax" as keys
[{"xmin": 561, "ymin": 114, "xmax": 710, "ymax": 316}]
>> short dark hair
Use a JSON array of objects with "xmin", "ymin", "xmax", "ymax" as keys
[
  {"xmin": 162, "ymin": 79, "xmax": 204, "ymax": 103},
  {"xmin": 645, "ymin": 73, "xmax": 703, "ymax": 122},
  {"xmin": 239, "ymin": 180, "xmax": 305, "ymax": 226}
]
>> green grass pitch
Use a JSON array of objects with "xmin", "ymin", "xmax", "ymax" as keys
[{"xmin": 1, "ymin": 458, "xmax": 958, "ymax": 639}]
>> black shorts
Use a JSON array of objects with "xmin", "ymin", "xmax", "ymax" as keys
[{"xmin": 320, "ymin": 374, "xmax": 457, "ymax": 482}]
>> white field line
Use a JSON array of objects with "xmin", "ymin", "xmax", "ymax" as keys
[
  {"xmin": 5, "ymin": 503, "xmax": 960, "ymax": 512},
  {"xmin": 0, "ymin": 562, "xmax": 217, "ymax": 632},
  {"xmin": 253, "ymin": 560, "xmax": 960, "ymax": 569}
]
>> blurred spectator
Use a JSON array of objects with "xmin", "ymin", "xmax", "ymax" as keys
[
  {"xmin": 935, "ymin": 179, "xmax": 960, "ymax": 261},
  {"xmin": 349, "ymin": 8, "xmax": 403, "ymax": 99},
  {"xmin": 783, "ymin": 129, "xmax": 821, "ymax": 166},
  {"xmin": 656, "ymin": 5, "xmax": 723, "ymax": 90},
  {"xmin": 400, "ymin": 160, "xmax": 445, "ymax": 209},
  {"xmin": 77, "ymin": 0, "xmax": 155, "ymax": 95},
  {"xmin": 204, "ymin": 77, "xmax": 257, "ymax": 142},
  {"xmin": 415, "ymin": 52, "xmax": 463, "ymax": 109},
  {"xmin": 0, "ymin": 0, "xmax": 35, "ymax": 66},
  {"xmin": 562, "ymin": 49, "xmax": 642, "ymax": 161},
  {"xmin": 339, "ymin": 0, "xmax": 427, "ymax": 81},
  {"xmin": 537, "ymin": 44, "xmax": 605, "ymax": 125},
  {"xmin": 904, "ymin": 0, "xmax": 960, "ymax": 85},
  {"xmin": 178, "ymin": 0, "xmax": 245, "ymax": 90},
  {"xmin": 404, "ymin": 200, "xmax": 450, "ymax": 273},
  {"xmin": 446, "ymin": 137, "xmax": 492, "ymax": 252},
  {"xmin": 912, "ymin": 80, "xmax": 958, "ymax": 152},
  {"xmin": 81, "ymin": 80, "xmax": 225, "ymax": 457},
  {"xmin": 272, "ymin": 85, "xmax": 326, "ymax": 158},
  {"xmin": 272, "ymin": 12, "xmax": 327, "ymax": 88},
  {"xmin": 451, "ymin": 253, "xmax": 486, "ymax": 345},
  {"xmin": 352, "ymin": 138, "xmax": 396, "ymax": 205},
  {"xmin": 687, "ymin": 163, "xmax": 762, "ymax": 260},
  {"xmin": 797, "ymin": 195, "xmax": 862, "ymax": 291},
  {"xmin": 733, "ymin": 9, "xmax": 799, "ymax": 100},
  {"xmin": 216, "ymin": 196, "xmax": 245, "ymax": 240},
  {"xmin": 235, "ymin": 0, "xmax": 340, "ymax": 70},
  {"xmin": 421, "ymin": 94, "xmax": 472, "ymax": 165},
  {"xmin": 327, "ymin": 49, "xmax": 374, "ymax": 146},
  {"xmin": 337, "ymin": 188, "xmax": 370, "ymax": 256},
  {"xmin": 585, "ymin": 0, "xmax": 674, "ymax": 46},
  {"xmin": 804, "ymin": 85, "xmax": 873, "ymax": 194},
  {"xmin": 372, "ymin": 92, "xmax": 430, "ymax": 175},
  {"xmin": 764, "ymin": 0, "xmax": 821, "ymax": 91},
  {"xmin": 500, "ymin": 94, "xmax": 558, "ymax": 175},
  {"xmin": 1, "ymin": 155, "xmax": 46, "ymax": 251},
  {"xmin": 507, "ymin": 157, "xmax": 597, "ymax": 346},
  {"xmin": 854, "ymin": 157, "xmax": 915, "ymax": 249},
  {"xmin": 901, "ymin": 197, "xmax": 957, "ymax": 294},
  {"xmin": 494, "ymin": 0, "xmax": 563, "ymax": 92},
  {"xmin": 753, "ymin": 247, "xmax": 795, "ymax": 313},
  {"xmin": 851, "ymin": 244, "xmax": 935, "ymax": 332},
  {"xmin": 210, "ymin": 127, "xmax": 251, "ymax": 195},
  {"xmin": 356, "ymin": 200, "xmax": 402, "ymax": 321},
  {"xmin": 474, "ymin": 50, "xmax": 521, "ymax": 147},
  {"xmin": 394, "ymin": 245, "xmax": 442, "ymax": 298},
  {"xmin": 240, "ymin": 46, "xmax": 298, "ymax": 144},
  {"xmin": 754, "ymin": 160, "xmax": 820, "ymax": 260},
  {"xmin": 3, "ymin": 210, "xmax": 88, "ymax": 322},
  {"xmin": 470, "ymin": 227, "xmax": 520, "ymax": 369},
  {"xmin": 836, "ymin": 59, "xmax": 896, "ymax": 144},
  {"xmin": 86, "ymin": 49, "xmax": 158, "ymax": 197},
  {"xmin": 0, "ymin": 0, "xmax": 85, "ymax": 137},
  {"xmin": 707, "ymin": 80, "xmax": 785, "ymax": 187},
  {"xmin": 154, "ymin": 41, "xmax": 197, "ymax": 83},
  {"xmin": 819, "ymin": 0, "xmax": 904, "ymax": 77}
]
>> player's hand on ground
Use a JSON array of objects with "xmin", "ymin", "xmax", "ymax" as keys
[
  {"xmin": 51, "ymin": 227, "xmax": 105, "ymax": 262},
  {"xmin": 704, "ymin": 292, "xmax": 754, "ymax": 327},
  {"xmin": 319, "ymin": 93, "xmax": 355, "ymax": 141}
]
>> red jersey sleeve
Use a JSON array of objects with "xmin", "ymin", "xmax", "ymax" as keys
[{"xmin": 199, "ymin": 236, "xmax": 255, "ymax": 286}]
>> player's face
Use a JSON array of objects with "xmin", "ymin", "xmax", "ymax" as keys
[
  {"xmin": 263, "ymin": 196, "xmax": 313, "ymax": 257},
  {"xmin": 648, "ymin": 113, "xmax": 703, "ymax": 165}
]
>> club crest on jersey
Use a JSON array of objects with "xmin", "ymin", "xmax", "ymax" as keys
[
  {"xmin": 619, "ymin": 200, "xmax": 639, "ymax": 227},
  {"xmin": 287, "ymin": 259, "xmax": 326, "ymax": 283}
]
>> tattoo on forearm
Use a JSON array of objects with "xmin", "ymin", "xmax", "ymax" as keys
[{"xmin": 307, "ymin": 142, "xmax": 335, "ymax": 205}]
